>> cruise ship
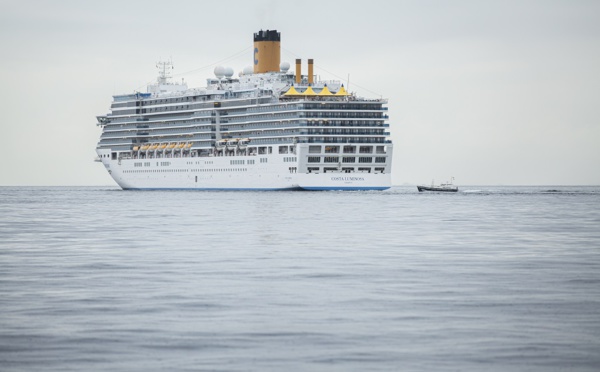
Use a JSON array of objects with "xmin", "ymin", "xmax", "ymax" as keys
[{"xmin": 95, "ymin": 30, "xmax": 392, "ymax": 190}]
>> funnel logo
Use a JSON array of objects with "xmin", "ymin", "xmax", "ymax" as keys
[{"xmin": 254, "ymin": 48, "xmax": 258, "ymax": 65}]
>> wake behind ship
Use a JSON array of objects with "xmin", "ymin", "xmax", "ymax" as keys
[{"xmin": 95, "ymin": 30, "xmax": 393, "ymax": 190}]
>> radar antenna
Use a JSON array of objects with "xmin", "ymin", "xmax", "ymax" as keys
[{"xmin": 156, "ymin": 59, "xmax": 174, "ymax": 84}]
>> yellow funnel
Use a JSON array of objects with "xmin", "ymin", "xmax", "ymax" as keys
[{"xmin": 253, "ymin": 30, "xmax": 281, "ymax": 74}]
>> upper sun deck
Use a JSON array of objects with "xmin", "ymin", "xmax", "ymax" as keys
[{"xmin": 110, "ymin": 69, "xmax": 377, "ymax": 109}]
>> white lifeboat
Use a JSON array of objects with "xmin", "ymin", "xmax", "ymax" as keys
[
  {"xmin": 238, "ymin": 138, "xmax": 250, "ymax": 150},
  {"xmin": 215, "ymin": 139, "xmax": 227, "ymax": 150},
  {"xmin": 226, "ymin": 139, "xmax": 239, "ymax": 151}
]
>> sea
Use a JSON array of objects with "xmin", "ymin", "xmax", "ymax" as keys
[{"xmin": 1, "ymin": 185, "xmax": 599, "ymax": 371}]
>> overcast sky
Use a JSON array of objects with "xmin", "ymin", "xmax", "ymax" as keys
[{"xmin": 1, "ymin": 0, "xmax": 599, "ymax": 186}]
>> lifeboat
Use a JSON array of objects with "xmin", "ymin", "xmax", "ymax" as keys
[
  {"xmin": 238, "ymin": 138, "xmax": 250, "ymax": 150},
  {"xmin": 226, "ymin": 139, "xmax": 239, "ymax": 151},
  {"xmin": 215, "ymin": 139, "xmax": 227, "ymax": 150},
  {"xmin": 185, "ymin": 143, "xmax": 192, "ymax": 149},
  {"xmin": 140, "ymin": 144, "xmax": 149, "ymax": 151},
  {"xmin": 133, "ymin": 146, "xmax": 139, "ymax": 151},
  {"xmin": 167, "ymin": 143, "xmax": 176, "ymax": 149},
  {"xmin": 158, "ymin": 143, "xmax": 167, "ymax": 150},
  {"xmin": 149, "ymin": 144, "xmax": 158, "ymax": 150}
]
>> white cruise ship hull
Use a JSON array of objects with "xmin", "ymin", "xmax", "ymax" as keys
[{"xmin": 100, "ymin": 151, "xmax": 391, "ymax": 191}]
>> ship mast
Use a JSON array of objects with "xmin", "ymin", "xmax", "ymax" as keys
[{"xmin": 156, "ymin": 60, "xmax": 174, "ymax": 84}]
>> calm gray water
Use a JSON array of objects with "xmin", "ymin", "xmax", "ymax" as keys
[{"xmin": 1, "ymin": 186, "xmax": 599, "ymax": 371}]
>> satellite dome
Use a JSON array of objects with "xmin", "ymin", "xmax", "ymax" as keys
[
  {"xmin": 280, "ymin": 61, "xmax": 290, "ymax": 72},
  {"xmin": 243, "ymin": 66, "xmax": 253, "ymax": 75},
  {"xmin": 214, "ymin": 65, "xmax": 225, "ymax": 79},
  {"xmin": 224, "ymin": 66, "xmax": 234, "ymax": 78}
]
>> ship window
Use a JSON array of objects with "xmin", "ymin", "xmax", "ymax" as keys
[
  {"xmin": 359, "ymin": 146, "xmax": 373, "ymax": 154},
  {"xmin": 342, "ymin": 167, "xmax": 354, "ymax": 173},
  {"xmin": 324, "ymin": 157, "xmax": 339, "ymax": 163},
  {"xmin": 375, "ymin": 167, "xmax": 385, "ymax": 173},
  {"xmin": 309, "ymin": 146, "xmax": 321, "ymax": 154},
  {"xmin": 376, "ymin": 146, "xmax": 386, "ymax": 154},
  {"xmin": 375, "ymin": 157, "xmax": 386, "ymax": 163},
  {"xmin": 324, "ymin": 146, "xmax": 339, "ymax": 154},
  {"xmin": 307, "ymin": 156, "xmax": 320, "ymax": 163},
  {"xmin": 342, "ymin": 157, "xmax": 355, "ymax": 163},
  {"xmin": 358, "ymin": 167, "xmax": 371, "ymax": 173},
  {"xmin": 307, "ymin": 167, "xmax": 319, "ymax": 173},
  {"xmin": 343, "ymin": 146, "xmax": 356, "ymax": 154},
  {"xmin": 359, "ymin": 157, "xmax": 372, "ymax": 163},
  {"xmin": 279, "ymin": 146, "xmax": 289, "ymax": 154}
]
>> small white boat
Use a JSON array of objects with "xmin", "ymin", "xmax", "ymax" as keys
[{"xmin": 417, "ymin": 177, "xmax": 458, "ymax": 192}]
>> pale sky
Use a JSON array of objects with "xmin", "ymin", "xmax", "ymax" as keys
[{"xmin": 1, "ymin": 0, "xmax": 599, "ymax": 186}]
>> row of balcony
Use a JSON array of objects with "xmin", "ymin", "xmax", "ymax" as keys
[
  {"xmin": 102, "ymin": 119, "xmax": 390, "ymax": 136},
  {"xmin": 106, "ymin": 103, "xmax": 389, "ymax": 123}
]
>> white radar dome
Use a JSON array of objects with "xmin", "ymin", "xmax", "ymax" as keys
[
  {"xmin": 214, "ymin": 65, "xmax": 225, "ymax": 79},
  {"xmin": 243, "ymin": 66, "xmax": 253, "ymax": 75},
  {"xmin": 224, "ymin": 66, "xmax": 234, "ymax": 78},
  {"xmin": 280, "ymin": 61, "xmax": 290, "ymax": 72}
]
